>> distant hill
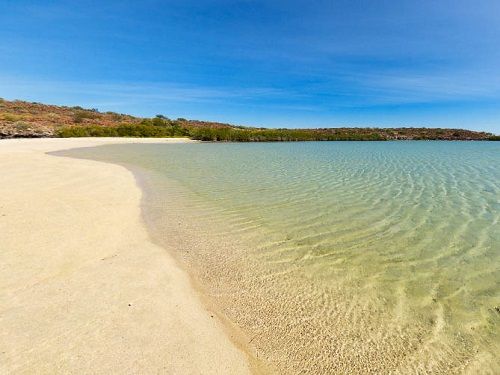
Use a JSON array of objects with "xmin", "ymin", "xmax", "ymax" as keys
[
  {"xmin": 0, "ymin": 98, "xmax": 237, "ymax": 138},
  {"xmin": 0, "ymin": 98, "xmax": 496, "ymax": 141}
]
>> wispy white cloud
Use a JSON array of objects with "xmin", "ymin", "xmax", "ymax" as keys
[
  {"xmin": 344, "ymin": 68, "xmax": 500, "ymax": 106},
  {"xmin": 0, "ymin": 77, "xmax": 278, "ymax": 101},
  {"xmin": 0, "ymin": 75, "xmax": 320, "ymax": 115},
  {"xmin": 2, "ymin": 67, "xmax": 499, "ymax": 112}
]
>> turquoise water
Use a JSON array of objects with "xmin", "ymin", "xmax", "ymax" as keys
[{"xmin": 61, "ymin": 141, "xmax": 500, "ymax": 374}]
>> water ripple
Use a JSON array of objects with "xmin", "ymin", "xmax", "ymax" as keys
[{"xmin": 63, "ymin": 141, "xmax": 500, "ymax": 374}]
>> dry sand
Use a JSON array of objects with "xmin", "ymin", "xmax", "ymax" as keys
[{"xmin": 0, "ymin": 138, "xmax": 251, "ymax": 374}]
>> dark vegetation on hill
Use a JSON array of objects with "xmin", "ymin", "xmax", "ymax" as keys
[{"xmin": 0, "ymin": 98, "xmax": 497, "ymax": 141}]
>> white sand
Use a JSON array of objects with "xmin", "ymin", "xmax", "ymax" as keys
[{"xmin": 0, "ymin": 138, "xmax": 251, "ymax": 374}]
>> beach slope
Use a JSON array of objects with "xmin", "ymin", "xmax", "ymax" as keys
[{"xmin": 0, "ymin": 138, "xmax": 251, "ymax": 374}]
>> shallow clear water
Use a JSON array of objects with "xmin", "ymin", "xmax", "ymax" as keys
[{"xmin": 61, "ymin": 141, "xmax": 500, "ymax": 374}]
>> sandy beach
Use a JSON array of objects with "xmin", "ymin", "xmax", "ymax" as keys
[{"xmin": 0, "ymin": 138, "xmax": 251, "ymax": 374}]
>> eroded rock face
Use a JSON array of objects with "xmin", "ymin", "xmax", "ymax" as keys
[{"xmin": 0, "ymin": 123, "xmax": 55, "ymax": 138}]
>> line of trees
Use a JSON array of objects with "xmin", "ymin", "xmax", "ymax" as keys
[
  {"xmin": 56, "ymin": 123, "xmax": 386, "ymax": 141},
  {"xmin": 55, "ymin": 114, "xmax": 497, "ymax": 141},
  {"xmin": 188, "ymin": 127, "xmax": 386, "ymax": 141},
  {"xmin": 56, "ymin": 115, "xmax": 190, "ymax": 137}
]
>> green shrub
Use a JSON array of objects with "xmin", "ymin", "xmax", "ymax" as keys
[
  {"xmin": 73, "ymin": 110, "xmax": 98, "ymax": 123},
  {"xmin": 2, "ymin": 113, "xmax": 22, "ymax": 122},
  {"xmin": 152, "ymin": 116, "xmax": 168, "ymax": 127},
  {"xmin": 56, "ymin": 123, "xmax": 189, "ymax": 138},
  {"xmin": 187, "ymin": 127, "xmax": 387, "ymax": 142}
]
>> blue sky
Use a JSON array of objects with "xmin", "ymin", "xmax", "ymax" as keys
[{"xmin": 0, "ymin": 0, "xmax": 499, "ymax": 133}]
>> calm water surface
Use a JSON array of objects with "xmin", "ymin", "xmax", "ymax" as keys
[{"xmin": 62, "ymin": 141, "xmax": 500, "ymax": 374}]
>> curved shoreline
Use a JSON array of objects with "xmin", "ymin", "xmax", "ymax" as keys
[
  {"xmin": 130, "ymin": 166, "xmax": 268, "ymax": 374},
  {"xmin": 0, "ymin": 138, "xmax": 251, "ymax": 374},
  {"xmin": 52, "ymin": 140, "xmax": 500, "ymax": 374}
]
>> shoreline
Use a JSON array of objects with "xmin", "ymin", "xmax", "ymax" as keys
[
  {"xmin": 0, "ymin": 138, "xmax": 252, "ymax": 374},
  {"xmin": 53, "ymin": 140, "xmax": 500, "ymax": 374},
  {"xmin": 131, "ymin": 169, "xmax": 266, "ymax": 372}
]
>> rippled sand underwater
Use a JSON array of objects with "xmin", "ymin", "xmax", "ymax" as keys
[{"xmin": 63, "ymin": 141, "xmax": 500, "ymax": 374}]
